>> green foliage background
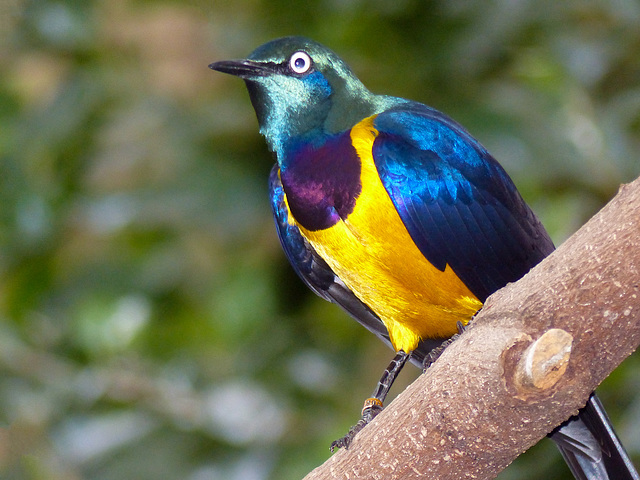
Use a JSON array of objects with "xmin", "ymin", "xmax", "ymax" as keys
[{"xmin": 1, "ymin": 1, "xmax": 640, "ymax": 479}]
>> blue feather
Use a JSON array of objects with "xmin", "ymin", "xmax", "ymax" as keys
[{"xmin": 372, "ymin": 104, "xmax": 555, "ymax": 301}]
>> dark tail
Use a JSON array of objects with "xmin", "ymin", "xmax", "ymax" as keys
[{"xmin": 550, "ymin": 392, "xmax": 639, "ymax": 480}]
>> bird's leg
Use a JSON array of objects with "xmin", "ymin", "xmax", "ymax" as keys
[
  {"xmin": 330, "ymin": 350, "xmax": 410, "ymax": 452},
  {"xmin": 423, "ymin": 320, "xmax": 467, "ymax": 371}
]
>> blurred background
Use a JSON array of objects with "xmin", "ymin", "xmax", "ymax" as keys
[{"xmin": 1, "ymin": 0, "xmax": 640, "ymax": 479}]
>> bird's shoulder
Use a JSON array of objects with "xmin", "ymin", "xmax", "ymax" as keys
[{"xmin": 370, "ymin": 101, "xmax": 514, "ymax": 204}]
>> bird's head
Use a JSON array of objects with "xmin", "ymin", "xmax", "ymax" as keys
[{"xmin": 210, "ymin": 37, "xmax": 390, "ymax": 155}]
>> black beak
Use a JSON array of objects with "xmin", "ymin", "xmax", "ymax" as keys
[{"xmin": 208, "ymin": 59, "xmax": 278, "ymax": 79}]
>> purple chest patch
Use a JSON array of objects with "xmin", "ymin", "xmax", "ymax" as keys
[{"xmin": 280, "ymin": 132, "xmax": 362, "ymax": 231}]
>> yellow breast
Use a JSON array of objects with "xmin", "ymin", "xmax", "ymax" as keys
[{"xmin": 286, "ymin": 115, "xmax": 482, "ymax": 353}]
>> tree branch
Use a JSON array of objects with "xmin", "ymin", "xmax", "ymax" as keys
[{"xmin": 304, "ymin": 176, "xmax": 640, "ymax": 480}]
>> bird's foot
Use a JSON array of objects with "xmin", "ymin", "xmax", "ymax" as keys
[
  {"xmin": 423, "ymin": 321, "xmax": 467, "ymax": 372},
  {"xmin": 330, "ymin": 398, "xmax": 384, "ymax": 452}
]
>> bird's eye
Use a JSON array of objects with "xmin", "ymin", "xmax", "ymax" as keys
[{"xmin": 289, "ymin": 51, "xmax": 312, "ymax": 74}]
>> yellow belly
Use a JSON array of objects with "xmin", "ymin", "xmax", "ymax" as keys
[{"xmin": 287, "ymin": 115, "xmax": 482, "ymax": 353}]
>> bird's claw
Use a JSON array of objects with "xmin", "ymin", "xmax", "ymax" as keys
[
  {"xmin": 422, "ymin": 321, "xmax": 468, "ymax": 371},
  {"xmin": 330, "ymin": 403, "xmax": 383, "ymax": 452}
]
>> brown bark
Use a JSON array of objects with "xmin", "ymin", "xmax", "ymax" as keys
[{"xmin": 304, "ymin": 176, "xmax": 640, "ymax": 480}]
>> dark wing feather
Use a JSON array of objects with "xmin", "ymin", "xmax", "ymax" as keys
[
  {"xmin": 372, "ymin": 103, "xmax": 555, "ymax": 302},
  {"xmin": 550, "ymin": 393, "xmax": 640, "ymax": 480}
]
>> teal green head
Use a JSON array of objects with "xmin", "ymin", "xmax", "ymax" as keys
[{"xmin": 209, "ymin": 37, "xmax": 400, "ymax": 155}]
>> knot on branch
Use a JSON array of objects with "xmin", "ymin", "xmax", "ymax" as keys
[{"xmin": 514, "ymin": 329, "xmax": 573, "ymax": 394}]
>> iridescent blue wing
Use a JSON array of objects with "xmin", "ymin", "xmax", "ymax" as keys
[{"xmin": 372, "ymin": 103, "xmax": 555, "ymax": 302}]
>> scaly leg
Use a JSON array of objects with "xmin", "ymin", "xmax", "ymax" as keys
[
  {"xmin": 423, "ymin": 321, "xmax": 466, "ymax": 371},
  {"xmin": 331, "ymin": 350, "xmax": 410, "ymax": 451}
]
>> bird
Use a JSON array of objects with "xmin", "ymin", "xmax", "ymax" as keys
[{"xmin": 209, "ymin": 36, "xmax": 639, "ymax": 479}]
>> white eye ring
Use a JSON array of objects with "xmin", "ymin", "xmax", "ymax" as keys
[{"xmin": 289, "ymin": 51, "xmax": 312, "ymax": 74}]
